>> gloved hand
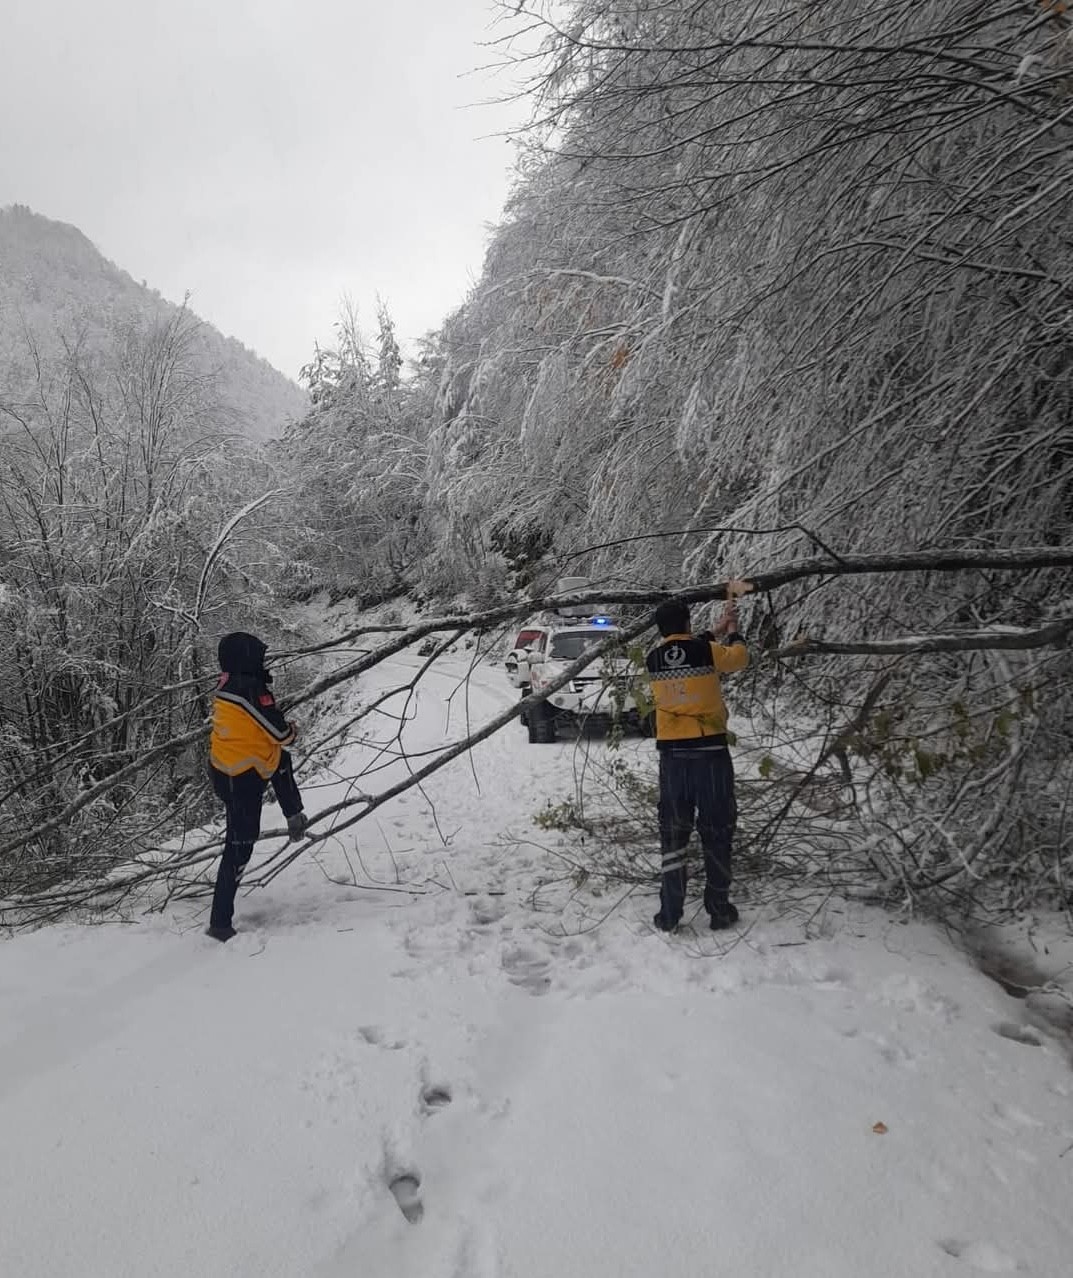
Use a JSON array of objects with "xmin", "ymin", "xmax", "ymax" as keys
[{"xmin": 287, "ymin": 811, "xmax": 310, "ymax": 842}]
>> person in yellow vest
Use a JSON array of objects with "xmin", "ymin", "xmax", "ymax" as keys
[
  {"xmin": 645, "ymin": 590, "xmax": 749, "ymax": 932},
  {"xmin": 206, "ymin": 631, "xmax": 307, "ymax": 941}
]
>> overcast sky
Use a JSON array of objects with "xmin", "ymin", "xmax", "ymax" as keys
[{"xmin": 2, "ymin": 0, "xmax": 533, "ymax": 379}]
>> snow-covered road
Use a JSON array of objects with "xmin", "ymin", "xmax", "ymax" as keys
[{"xmin": 2, "ymin": 650, "xmax": 1072, "ymax": 1277}]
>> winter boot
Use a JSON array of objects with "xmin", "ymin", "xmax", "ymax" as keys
[
  {"xmin": 206, "ymin": 924, "xmax": 237, "ymax": 943},
  {"xmin": 709, "ymin": 901, "xmax": 740, "ymax": 931}
]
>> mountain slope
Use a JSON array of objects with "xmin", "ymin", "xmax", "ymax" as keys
[{"xmin": 0, "ymin": 204, "xmax": 308, "ymax": 439}]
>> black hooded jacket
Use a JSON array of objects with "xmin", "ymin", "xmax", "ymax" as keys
[
  {"xmin": 210, "ymin": 632, "xmax": 295, "ymax": 778},
  {"xmin": 218, "ymin": 632, "xmax": 273, "ymax": 682}
]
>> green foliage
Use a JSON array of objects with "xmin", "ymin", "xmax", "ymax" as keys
[
  {"xmin": 845, "ymin": 696, "xmax": 1030, "ymax": 785},
  {"xmin": 533, "ymin": 799, "xmax": 594, "ymax": 834},
  {"xmin": 603, "ymin": 754, "xmax": 658, "ymax": 806},
  {"xmin": 532, "ymin": 752, "xmax": 658, "ymax": 846}
]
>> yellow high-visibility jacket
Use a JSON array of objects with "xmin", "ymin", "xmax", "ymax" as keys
[
  {"xmin": 645, "ymin": 631, "xmax": 749, "ymax": 747},
  {"xmin": 209, "ymin": 673, "xmax": 296, "ymax": 779}
]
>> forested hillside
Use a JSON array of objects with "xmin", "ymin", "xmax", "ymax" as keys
[
  {"xmin": 0, "ymin": 205, "xmax": 308, "ymax": 440},
  {"xmin": 283, "ymin": 0, "xmax": 1073, "ymax": 916}
]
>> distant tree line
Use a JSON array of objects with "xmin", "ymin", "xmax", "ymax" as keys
[{"xmin": 0, "ymin": 308, "xmax": 288, "ymax": 897}]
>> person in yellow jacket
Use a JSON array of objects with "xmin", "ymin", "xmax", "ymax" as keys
[
  {"xmin": 645, "ymin": 591, "xmax": 749, "ymax": 932},
  {"xmin": 206, "ymin": 631, "xmax": 307, "ymax": 941}
]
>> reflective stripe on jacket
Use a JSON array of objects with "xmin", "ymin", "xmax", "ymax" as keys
[
  {"xmin": 209, "ymin": 673, "xmax": 295, "ymax": 779},
  {"xmin": 645, "ymin": 631, "xmax": 748, "ymax": 747}
]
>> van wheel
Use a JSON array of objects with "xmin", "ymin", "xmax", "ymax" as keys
[{"xmin": 527, "ymin": 700, "xmax": 557, "ymax": 744}]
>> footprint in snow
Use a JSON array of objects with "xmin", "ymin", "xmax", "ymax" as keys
[
  {"xmin": 357, "ymin": 1025, "xmax": 405, "ymax": 1051},
  {"xmin": 502, "ymin": 943, "xmax": 552, "ymax": 996},
  {"xmin": 469, "ymin": 896, "xmax": 507, "ymax": 927},
  {"xmin": 403, "ymin": 931, "xmax": 446, "ymax": 958},
  {"xmin": 937, "ymin": 1238, "xmax": 1019, "ymax": 1272},
  {"xmin": 992, "ymin": 1021, "xmax": 1043, "ymax": 1047},
  {"xmin": 420, "ymin": 1083, "xmax": 452, "ymax": 1113},
  {"xmin": 871, "ymin": 1034, "xmax": 916, "ymax": 1068},
  {"xmin": 388, "ymin": 1171, "xmax": 424, "ymax": 1224},
  {"xmin": 814, "ymin": 965, "xmax": 851, "ymax": 989},
  {"xmin": 990, "ymin": 1100, "xmax": 1043, "ymax": 1130}
]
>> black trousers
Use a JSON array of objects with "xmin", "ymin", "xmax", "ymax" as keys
[
  {"xmin": 209, "ymin": 753, "xmax": 303, "ymax": 928},
  {"xmin": 657, "ymin": 747, "xmax": 737, "ymax": 924}
]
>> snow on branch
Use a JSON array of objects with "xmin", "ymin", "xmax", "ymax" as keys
[
  {"xmin": 194, "ymin": 491, "xmax": 280, "ymax": 626},
  {"xmin": 776, "ymin": 617, "xmax": 1073, "ymax": 658}
]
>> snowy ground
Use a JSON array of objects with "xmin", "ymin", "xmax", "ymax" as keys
[{"xmin": 2, "ymin": 644, "xmax": 1072, "ymax": 1277}]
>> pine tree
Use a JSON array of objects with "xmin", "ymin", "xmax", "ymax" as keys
[{"xmin": 376, "ymin": 299, "xmax": 403, "ymax": 392}]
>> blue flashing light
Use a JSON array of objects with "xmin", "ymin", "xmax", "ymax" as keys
[{"xmin": 591, "ymin": 615, "xmax": 611, "ymax": 625}]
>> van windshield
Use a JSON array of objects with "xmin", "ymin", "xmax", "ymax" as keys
[{"xmin": 548, "ymin": 631, "xmax": 617, "ymax": 661}]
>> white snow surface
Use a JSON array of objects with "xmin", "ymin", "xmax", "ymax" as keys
[{"xmin": 2, "ymin": 647, "xmax": 1072, "ymax": 1277}]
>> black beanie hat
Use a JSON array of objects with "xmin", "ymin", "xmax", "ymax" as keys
[
  {"xmin": 217, "ymin": 631, "xmax": 270, "ymax": 678},
  {"xmin": 654, "ymin": 599, "xmax": 691, "ymax": 637}
]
